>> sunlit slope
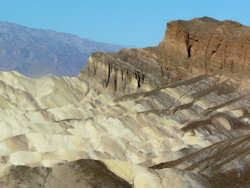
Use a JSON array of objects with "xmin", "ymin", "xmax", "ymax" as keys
[{"xmin": 0, "ymin": 71, "xmax": 249, "ymax": 187}]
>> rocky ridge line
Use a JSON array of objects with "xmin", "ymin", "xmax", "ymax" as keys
[{"xmin": 0, "ymin": 17, "xmax": 249, "ymax": 188}]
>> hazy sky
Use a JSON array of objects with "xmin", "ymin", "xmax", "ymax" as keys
[{"xmin": 0, "ymin": 0, "xmax": 249, "ymax": 47}]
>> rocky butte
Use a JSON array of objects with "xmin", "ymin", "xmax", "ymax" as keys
[
  {"xmin": 160, "ymin": 17, "xmax": 250, "ymax": 75},
  {"xmin": 0, "ymin": 17, "xmax": 249, "ymax": 188}
]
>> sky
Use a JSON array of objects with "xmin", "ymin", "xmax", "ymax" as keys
[{"xmin": 0, "ymin": 0, "xmax": 249, "ymax": 47}]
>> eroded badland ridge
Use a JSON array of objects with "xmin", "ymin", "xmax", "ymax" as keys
[
  {"xmin": 80, "ymin": 17, "xmax": 250, "ymax": 95},
  {"xmin": 0, "ymin": 17, "xmax": 249, "ymax": 187}
]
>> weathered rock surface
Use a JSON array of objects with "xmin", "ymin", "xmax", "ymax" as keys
[
  {"xmin": 0, "ymin": 17, "xmax": 250, "ymax": 188},
  {"xmin": 159, "ymin": 17, "xmax": 250, "ymax": 76},
  {"xmin": 78, "ymin": 48, "xmax": 190, "ymax": 97},
  {"xmin": 79, "ymin": 49, "xmax": 170, "ymax": 95},
  {"xmin": 79, "ymin": 18, "xmax": 250, "ymax": 97}
]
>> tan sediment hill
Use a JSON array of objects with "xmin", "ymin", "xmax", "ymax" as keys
[{"xmin": 0, "ymin": 17, "xmax": 250, "ymax": 188}]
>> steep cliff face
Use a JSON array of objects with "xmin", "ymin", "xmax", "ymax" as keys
[{"xmin": 159, "ymin": 17, "xmax": 250, "ymax": 75}]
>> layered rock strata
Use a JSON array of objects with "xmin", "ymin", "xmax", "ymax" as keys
[
  {"xmin": 0, "ymin": 17, "xmax": 250, "ymax": 188},
  {"xmin": 160, "ymin": 17, "xmax": 250, "ymax": 75}
]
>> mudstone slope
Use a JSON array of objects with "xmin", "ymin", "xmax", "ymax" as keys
[{"xmin": 0, "ymin": 17, "xmax": 250, "ymax": 187}]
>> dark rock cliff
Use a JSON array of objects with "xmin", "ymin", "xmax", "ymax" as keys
[{"xmin": 159, "ymin": 17, "xmax": 250, "ymax": 76}]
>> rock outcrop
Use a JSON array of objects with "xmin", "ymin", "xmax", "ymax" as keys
[
  {"xmin": 0, "ymin": 17, "xmax": 250, "ymax": 188},
  {"xmin": 79, "ymin": 49, "xmax": 171, "ymax": 95},
  {"xmin": 79, "ymin": 17, "xmax": 250, "ymax": 97},
  {"xmin": 78, "ymin": 48, "xmax": 191, "ymax": 96},
  {"xmin": 159, "ymin": 17, "xmax": 250, "ymax": 76}
]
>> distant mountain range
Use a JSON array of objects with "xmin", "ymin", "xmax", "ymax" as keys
[{"xmin": 0, "ymin": 21, "xmax": 123, "ymax": 77}]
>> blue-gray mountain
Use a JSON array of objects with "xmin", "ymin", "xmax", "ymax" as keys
[{"xmin": 0, "ymin": 21, "xmax": 122, "ymax": 77}]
